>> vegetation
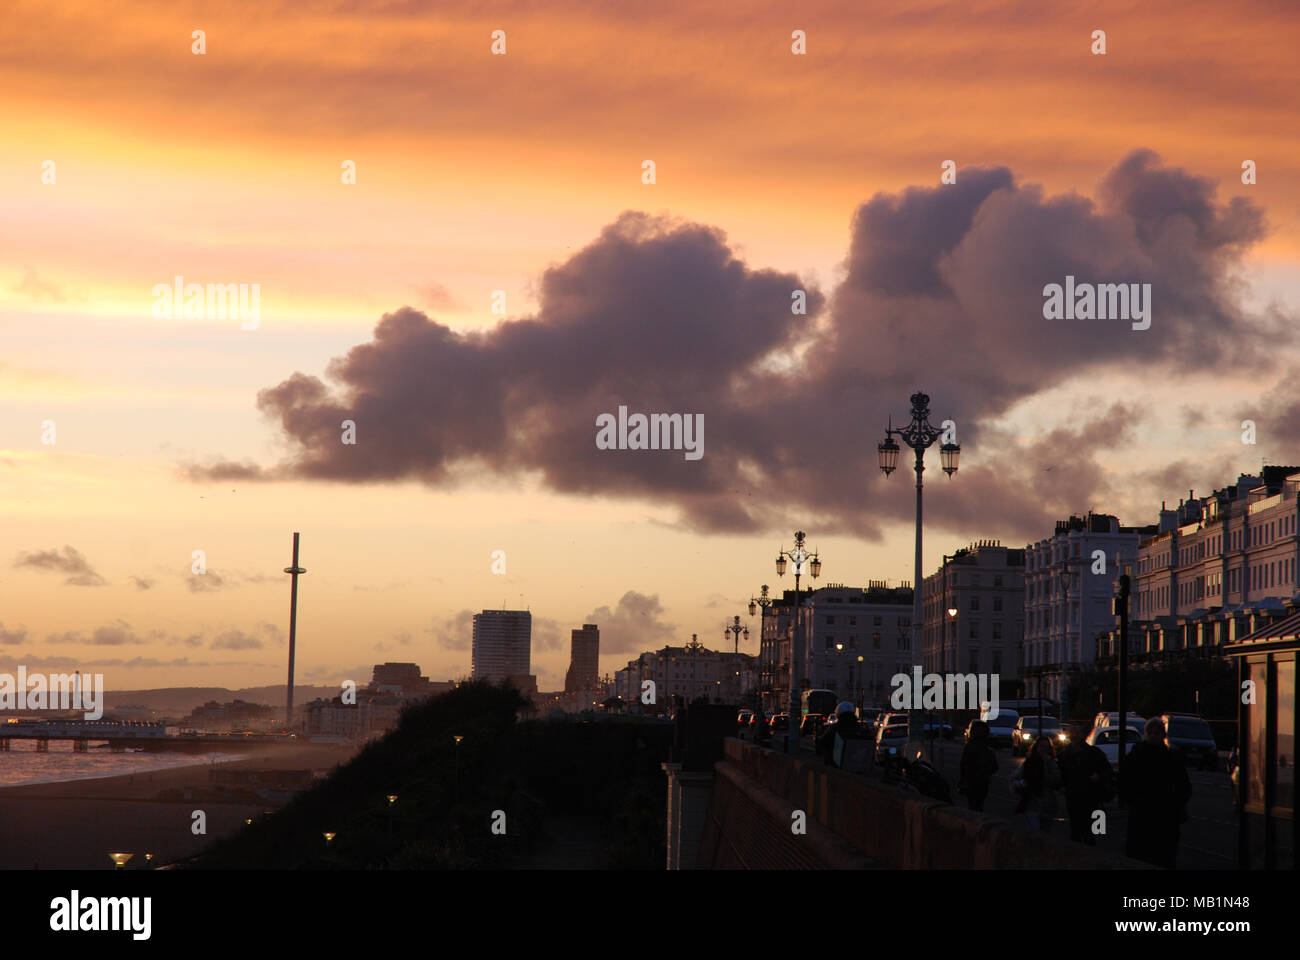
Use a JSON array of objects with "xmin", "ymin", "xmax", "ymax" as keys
[{"xmin": 187, "ymin": 682, "xmax": 671, "ymax": 869}]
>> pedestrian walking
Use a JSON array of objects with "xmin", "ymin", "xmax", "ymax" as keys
[
  {"xmin": 1059, "ymin": 720, "xmax": 1113, "ymax": 845},
  {"xmin": 1121, "ymin": 716, "xmax": 1192, "ymax": 868},
  {"xmin": 959, "ymin": 719, "xmax": 998, "ymax": 811},
  {"xmin": 817, "ymin": 701, "xmax": 862, "ymax": 766},
  {"xmin": 1012, "ymin": 733, "xmax": 1062, "ymax": 832}
]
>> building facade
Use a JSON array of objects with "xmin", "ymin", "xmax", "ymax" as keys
[
  {"xmin": 1099, "ymin": 468, "xmax": 1300, "ymax": 664},
  {"xmin": 799, "ymin": 582, "xmax": 914, "ymax": 709},
  {"xmin": 921, "ymin": 541, "xmax": 1025, "ymax": 688},
  {"xmin": 471, "ymin": 610, "xmax": 532, "ymax": 684},
  {"xmin": 613, "ymin": 635, "xmax": 757, "ymax": 712},
  {"xmin": 1024, "ymin": 513, "xmax": 1154, "ymax": 703},
  {"xmin": 564, "ymin": 624, "xmax": 600, "ymax": 693}
]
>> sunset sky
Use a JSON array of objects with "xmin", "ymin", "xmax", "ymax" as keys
[{"xmin": 2, "ymin": 0, "xmax": 1298, "ymax": 692}]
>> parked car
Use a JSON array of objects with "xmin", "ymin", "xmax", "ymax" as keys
[
  {"xmin": 1011, "ymin": 716, "xmax": 1061, "ymax": 756},
  {"xmin": 984, "ymin": 711, "xmax": 1020, "ymax": 748},
  {"xmin": 1092, "ymin": 711, "xmax": 1145, "ymax": 736},
  {"xmin": 768, "ymin": 713, "xmax": 789, "ymax": 734},
  {"xmin": 738, "ymin": 709, "xmax": 754, "ymax": 726},
  {"xmin": 875, "ymin": 722, "xmax": 911, "ymax": 764},
  {"xmin": 923, "ymin": 714, "xmax": 953, "ymax": 739},
  {"xmin": 1162, "ymin": 713, "xmax": 1218, "ymax": 770},
  {"xmin": 800, "ymin": 713, "xmax": 825, "ymax": 737},
  {"xmin": 1086, "ymin": 724, "xmax": 1143, "ymax": 770}
]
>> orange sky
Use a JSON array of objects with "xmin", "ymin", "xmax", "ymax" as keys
[{"xmin": 2, "ymin": 0, "xmax": 1297, "ymax": 692}]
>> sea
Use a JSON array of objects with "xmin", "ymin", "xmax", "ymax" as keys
[{"xmin": 0, "ymin": 739, "xmax": 242, "ymax": 788}]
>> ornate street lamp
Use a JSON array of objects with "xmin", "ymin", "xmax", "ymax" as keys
[
  {"xmin": 776, "ymin": 530, "xmax": 821, "ymax": 753},
  {"xmin": 879, "ymin": 392, "xmax": 961, "ymax": 754},
  {"xmin": 724, "ymin": 615, "xmax": 749, "ymax": 655}
]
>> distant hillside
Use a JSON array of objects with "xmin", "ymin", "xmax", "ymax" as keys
[{"xmin": 104, "ymin": 685, "xmax": 340, "ymax": 715}]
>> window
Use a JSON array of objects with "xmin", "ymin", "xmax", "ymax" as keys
[
  {"xmin": 873, "ymin": 633, "xmax": 881, "ymax": 649},
  {"xmin": 849, "ymin": 616, "xmax": 856, "ymax": 626},
  {"xmin": 993, "ymin": 596, "xmax": 1002, "ymax": 612},
  {"xmin": 873, "ymin": 615, "xmax": 882, "ymax": 626},
  {"xmin": 969, "ymin": 651, "xmax": 979, "ymax": 673},
  {"xmin": 993, "ymin": 575, "xmax": 1003, "ymax": 587},
  {"xmin": 992, "ymin": 622, "xmax": 1002, "ymax": 640},
  {"xmin": 826, "ymin": 616, "xmax": 835, "ymax": 625},
  {"xmin": 969, "ymin": 621, "xmax": 979, "ymax": 639},
  {"xmin": 992, "ymin": 650, "xmax": 1002, "ymax": 673},
  {"xmin": 970, "ymin": 596, "xmax": 980, "ymax": 612}
]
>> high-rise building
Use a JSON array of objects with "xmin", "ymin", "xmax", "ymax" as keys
[
  {"xmin": 565, "ymin": 624, "xmax": 600, "ymax": 693},
  {"xmin": 472, "ymin": 610, "xmax": 531, "ymax": 684}
]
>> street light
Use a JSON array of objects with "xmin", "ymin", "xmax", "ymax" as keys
[
  {"xmin": 879, "ymin": 391, "xmax": 960, "ymax": 754},
  {"xmin": 776, "ymin": 530, "xmax": 821, "ymax": 753},
  {"xmin": 108, "ymin": 852, "xmax": 132, "ymax": 870},
  {"xmin": 749, "ymin": 586, "xmax": 774, "ymax": 713},
  {"xmin": 724, "ymin": 615, "xmax": 749, "ymax": 655}
]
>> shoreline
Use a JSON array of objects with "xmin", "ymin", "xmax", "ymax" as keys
[{"xmin": 0, "ymin": 742, "xmax": 360, "ymax": 868}]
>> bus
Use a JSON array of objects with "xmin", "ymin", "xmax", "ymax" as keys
[{"xmin": 801, "ymin": 689, "xmax": 839, "ymax": 719}]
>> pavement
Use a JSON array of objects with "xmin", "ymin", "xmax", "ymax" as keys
[{"xmin": 738, "ymin": 727, "xmax": 1236, "ymax": 869}]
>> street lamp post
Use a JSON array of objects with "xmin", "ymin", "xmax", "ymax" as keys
[
  {"xmin": 1116, "ymin": 566, "xmax": 1132, "ymax": 782},
  {"xmin": 750, "ymin": 586, "xmax": 773, "ymax": 713},
  {"xmin": 879, "ymin": 392, "xmax": 960, "ymax": 755},
  {"xmin": 776, "ymin": 531, "xmax": 821, "ymax": 753},
  {"xmin": 724, "ymin": 615, "xmax": 749, "ymax": 655}
]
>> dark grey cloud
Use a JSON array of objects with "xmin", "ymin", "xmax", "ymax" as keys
[
  {"xmin": 186, "ymin": 152, "xmax": 1285, "ymax": 540},
  {"xmin": 1237, "ymin": 380, "xmax": 1300, "ymax": 451},
  {"xmin": 428, "ymin": 609, "xmax": 475, "ymax": 651},
  {"xmin": 15, "ymin": 546, "xmax": 106, "ymax": 586},
  {"xmin": 582, "ymin": 591, "xmax": 676, "ymax": 656}
]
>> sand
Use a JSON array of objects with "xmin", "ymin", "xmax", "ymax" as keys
[{"xmin": 0, "ymin": 743, "xmax": 359, "ymax": 869}]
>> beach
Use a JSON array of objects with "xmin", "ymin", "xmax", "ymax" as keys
[{"xmin": 0, "ymin": 743, "xmax": 359, "ymax": 869}]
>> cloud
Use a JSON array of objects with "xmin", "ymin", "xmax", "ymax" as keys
[
  {"xmin": 416, "ymin": 282, "xmax": 463, "ymax": 312},
  {"xmin": 187, "ymin": 570, "xmax": 226, "ymax": 592},
  {"xmin": 129, "ymin": 576, "xmax": 154, "ymax": 591},
  {"xmin": 428, "ymin": 609, "xmax": 475, "ymax": 651},
  {"xmin": 532, "ymin": 616, "xmax": 564, "ymax": 652},
  {"xmin": 0, "ymin": 622, "xmax": 28, "ymax": 645},
  {"xmin": 186, "ymin": 152, "xmax": 1287, "ymax": 538},
  {"xmin": 582, "ymin": 591, "xmax": 677, "ymax": 655},
  {"xmin": 210, "ymin": 629, "xmax": 265, "ymax": 650},
  {"xmin": 14, "ymin": 546, "xmax": 106, "ymax": 586},
  {"xmin": 46, "ymin": 619, "xmax": 148, "ymax": 646}
]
